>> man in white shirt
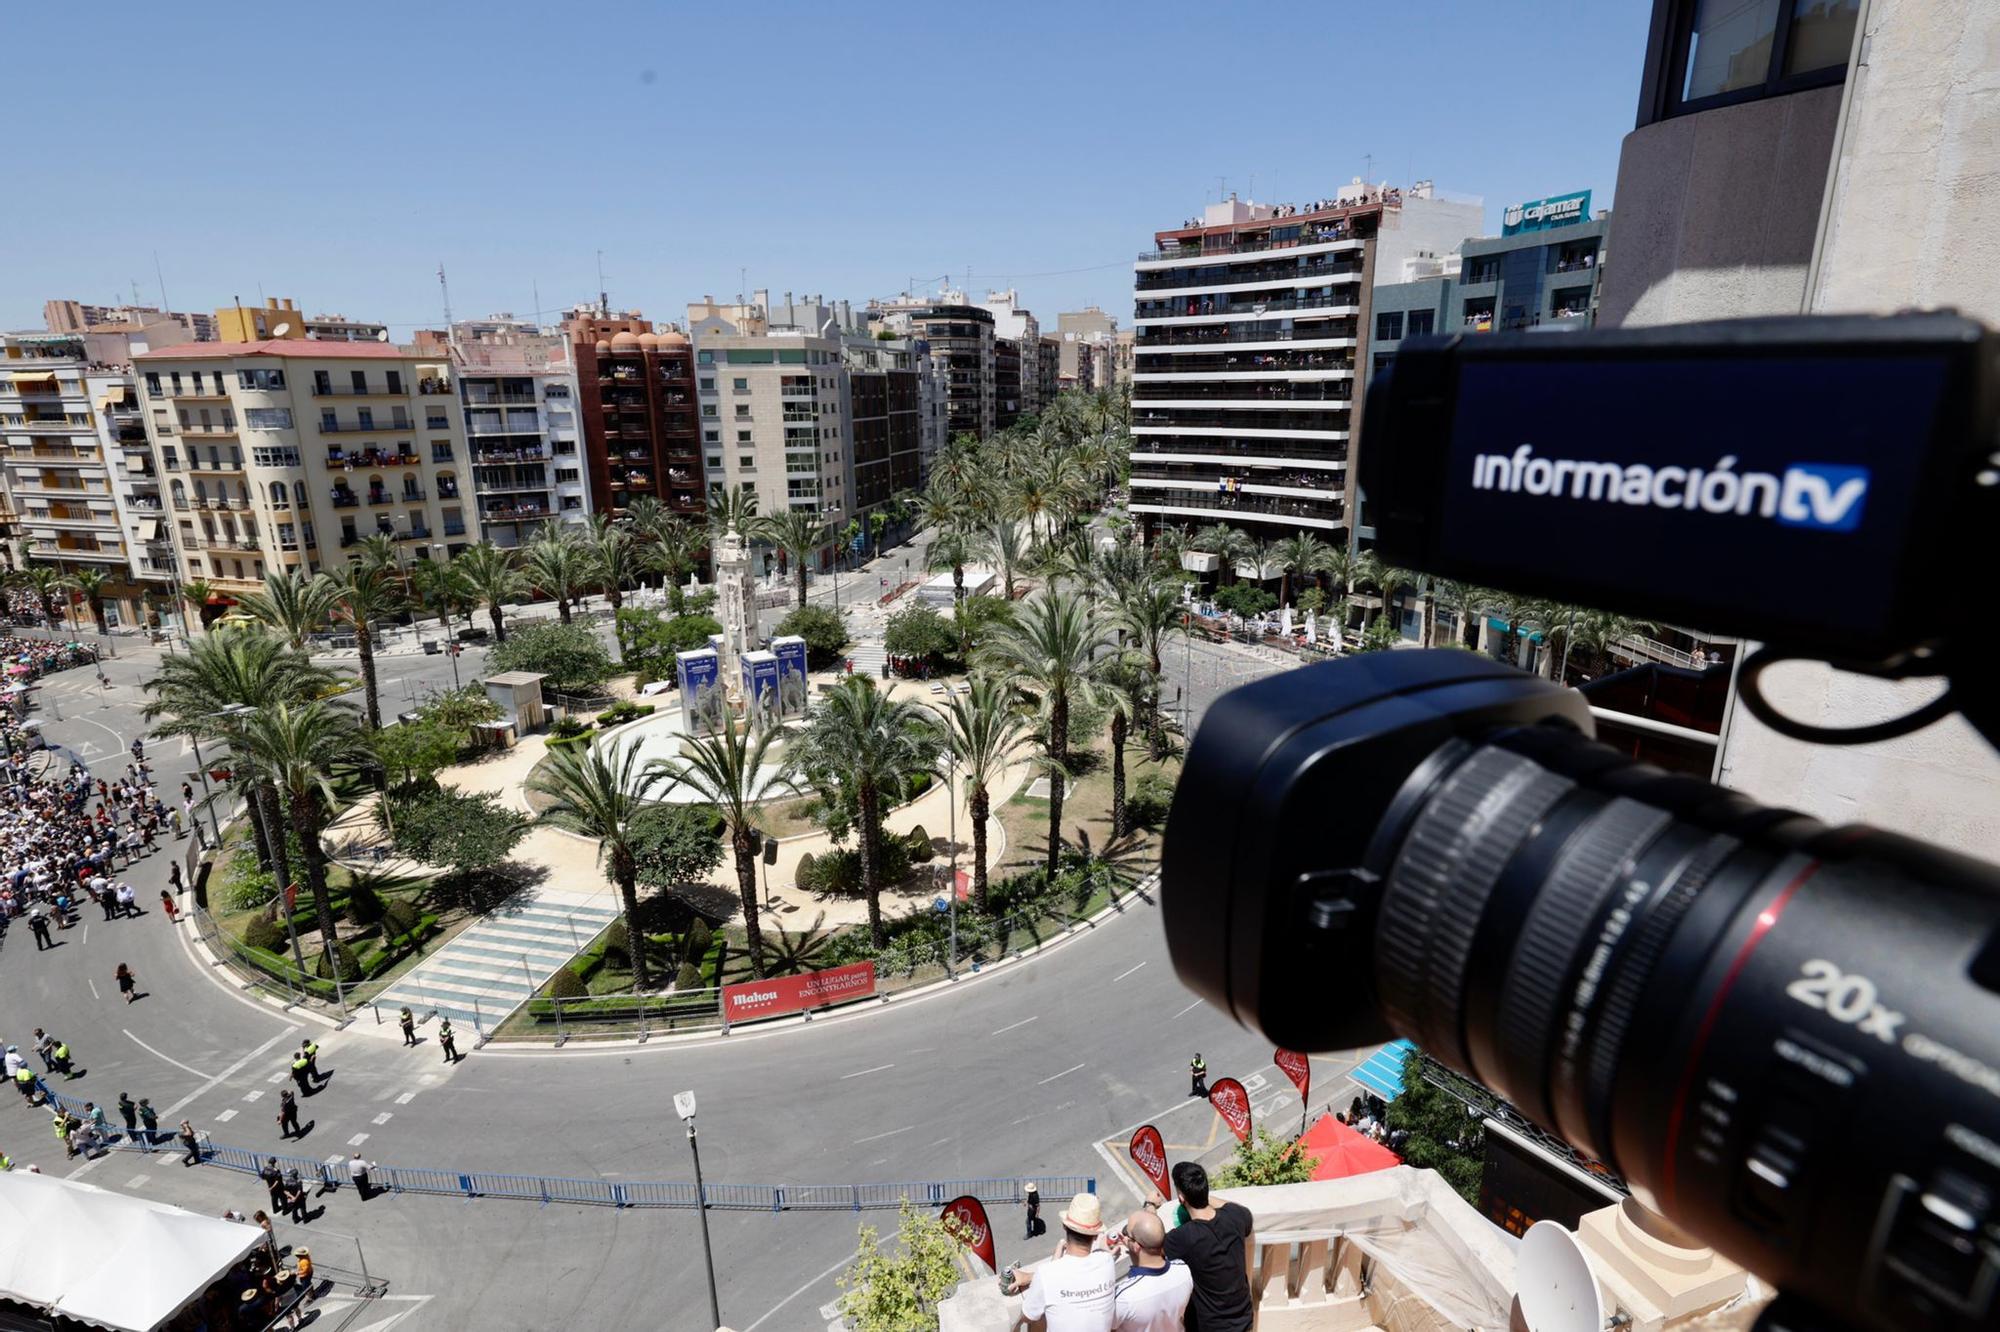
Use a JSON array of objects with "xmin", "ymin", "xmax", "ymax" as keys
[
  {"xmin": 1011, "ymin": 1191, "xmax": 1116, "ymax": 1330},
  {"xmin": 1111, "ymin": 1208, "xmax": 1192, "ymax": 1331}
]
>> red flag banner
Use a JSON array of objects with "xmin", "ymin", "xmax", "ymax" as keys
[
  {"xmin": 284, "ymin": 882, "xmax": 299, "ymax": 915},
  {"xmin": 1128, "ymin": 1125, "xmax": 1171, "ymax": 1199},
  {"xmin": 1274, "ymin": 1049, "xmax": 1310, "ymax": 1103},
  {"xmin": 721, "ymin": 961, "xmax": 877, "ymax": 1024},
  {"xmin": 940, "ymin": 1195, "xmax": 996, "ymax": 1272},
  {"xmin": 1209, "ymin": 1077, "xmax": 1252, "ymax": 1143},
  {"xmin": 953, "ymin": 868, "xmax": 971, "ymax": 901}
]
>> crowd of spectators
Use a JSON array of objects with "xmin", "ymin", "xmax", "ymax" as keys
[{"xmin": 0, "ymin": 747, "xmax": 174, "ymax": 929}]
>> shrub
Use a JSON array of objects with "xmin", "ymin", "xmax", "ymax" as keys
[
  {"xmin": 601, "ymin": 918, "xmax": 631, "ymax": 970},
  {"xmin": 905, "ymin": 826, "xmax": 935, "ymax": 863},
  {"xmin": 673, "ymin": 959, "xmax": 703, "ymax": 992},
  {"xmin": 550, "ymin": 714, "xmax": 591, "ymax": 740},
  {"xmin": 313, "ymin": 942, "xmax": 363, "ymax": 982},
  {"xmin": 803, "ymin": 839, "xmax": 913, "ymax": 896},
  {"xmin": 546, "ymin": 965, "xmax": 588, "ymax": 999},
  {"xmin": 241, "ymin": 915, "xmax": 286, "ymax": 953},
  {"xmin": 488, "ymin": 620, "xmax": 615, "ymax": 693},
  {"xmin": 775, "ymin": 604, "xmax": 850, "ymax": 669},
  {"xmin": 794, "ymin": 851, "xmax": 816, "ymax": 893},
  {"xmin": 225, "ymin": 867, "xmax": 278, "ymax": 912},
  {"xmin": 346, "ymin": 881, "xmax": 386, "ymax": 926},
  {"xmin": 883, "ymin": 604, "xmax": 954, "ymax": 664},
  {"xmin": 685, "ymin": 917, "xmax": 714, "ymax": 965},
  {"xmin": 1213, "ymin": 583, "xmax": 1278, "ymax": 618},
  {"xmin": 904, "ymin": 771, "xmax": 932, "ymax": 800},
  {"xmin": 1127, "ymin": 770, "xmax": 1177, "ymax": 830},
  {"xmin": 381, "ymin": 898, "xmax": 422, "ymax": 942}
]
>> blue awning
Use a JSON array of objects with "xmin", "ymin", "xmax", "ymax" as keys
[
  {"xmin": 1484, "ymin": 617, "xmax": 1546, "ymax": 643},
  {"xmin": 1350, "ymin": 1039, "xmax": 1416, "ymax": 1101}
]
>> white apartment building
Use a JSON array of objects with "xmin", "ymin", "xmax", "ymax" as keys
[
  {"xmin": 976, "ymin": 289, "xmax": 1043, "ymax": 425},
  {"xmin": 132, "ymin": 340, "xmax": 470, "ymax": 606},
  {"xmin": 450, "ymin": 323, "xmax": 590, "ymax": 549},
  {"xmin": 693, "ymin": 328, "xmax": 853, "ymax": 539}
]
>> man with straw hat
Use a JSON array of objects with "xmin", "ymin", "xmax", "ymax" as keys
[{"xmin": 1006, "ymin": 1191, "xmax": 1115, "ymax": 1329}]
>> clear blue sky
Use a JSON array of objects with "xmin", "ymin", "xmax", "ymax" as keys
[{"xmin": 5, "ymin": 1, "xmax": 1653, "ymax": 336}]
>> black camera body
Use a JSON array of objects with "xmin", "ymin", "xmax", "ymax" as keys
[{"xmin": 1161, "ymin": 315, "xmax": 2000, "ymax": 1330}]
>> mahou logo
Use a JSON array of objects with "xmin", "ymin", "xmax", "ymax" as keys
[
  {"xmin": 1129, "ymin": 1125, "xmax": 1171, "ymax": 1196},
  {"xmin": 940, "ymin": 1196, "xmax": 995, "ymax": 1271},
  {"xmin": 1208, "ymin": 1078, "xmax": 1252, "ymax": 1143}
]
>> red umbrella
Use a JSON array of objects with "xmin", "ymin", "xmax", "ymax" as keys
[{"xmin": 1298, "ymin": 1113, "xmax": 1401, "ymax": 1181}]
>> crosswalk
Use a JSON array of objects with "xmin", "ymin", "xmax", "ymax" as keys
[
  {"xmin": 375, "ymin": 892, "xmax": 621, "ymax": 1031},
  {"xmin": 846, "ymin": 641, "xmax": 887, "ymax": 675}
]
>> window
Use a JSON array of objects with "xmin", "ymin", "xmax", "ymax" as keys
[
  {"xmin": 350, "ymin": 370, "xmax": 368, "ymax": 393},
  {"xmin": 561, "ymin": 495, "xmax": 581, "ymax": 511},
  {"xmin": 314, "ymin": 371, "xmax": 332, "ymax": 394},
  {"xmin": 738, "ymin": 455, "xmax": 756, "ymax": 470},
  {"xmin": 237, "ymin": 368, "xmax": 285, "ymax": 390},
  {"xmin": 556, "ymin": 467, "xmax": 579, "ymax": 483},
  {"xmin": 736, "ymin": 430, "xmax": 752, "ymax": 443},
  {"xmin": 734, "ymin": 404, "xmax": 750, "ymax": 419},
  {"xmin": 1407, "ymin": 310, "xmax": 1435, "ymax": 337},
  {"xmin": 426, "ymin": 413, "xmax": 447, "ymax": 429},
  {"xmin": 1653, "ymin": 0, "xmax": 1857, "ymax": 119},
  {"xmin": 357, "ymin": 408, "xmax": 374, "ymax": 429},
  {"xmin": 1375, "ymin": 312, "xmax": 1404, "ymax": 342},
  {"xmin": 170, "ymin": 372, "xmax": 183, "ymax": 395},
  {"xmin": 1464, "ymin": 259, "xmax": 1500, "ymax": 284},
  {"xmin": 244, "ymin": 407, "xmax": 293, "ymax": 431},
  {"xmin": 701, "ymin": 404, "xmax": 718, "ymax": 419},
  {"xmin": 703, "ymin": 429, "xmax": 720, "ymax": 443},
  {"xmin": 696, "ymin": 350, "xmax": 714, "ymax": 365},
  {"xmin": 699, "ymin": 378, "xmax": 715, "ymax": 394},
  {"xmin": 386, "ymin": 370, "xmax": 402, "ymax": 394},
  {"xmin": 144, "ymin": 372, "xmax": 161, "ymax": 396},
  {"xmin": 732, "ymin": 377, "xmax": 749, "ymax": 392},
  {"xmin": 725, "ymin": 349, "xmax": 775, "ymax": 365},
  {"xmin": 251, "ymin": 445, "xmax": 300, "ymax": 467}
]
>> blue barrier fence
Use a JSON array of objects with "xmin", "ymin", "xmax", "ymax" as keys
[{"xmin": 36, "ymin": 1088, "xmax": 1088, "ymax": 1213}]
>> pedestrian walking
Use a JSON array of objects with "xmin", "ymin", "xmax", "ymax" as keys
[
  {"xmin": 28, "ymin": 911, "xmax": 51, "ymax": 950},
  {"xmin": 277, "ymin": 1088, "xmax": 300, "ymax": 1139},
  {"xmin": 438, "ymin": 1018, "xmax": 458, "ymax": 1064},
  {"xmin": 54, "ymin": 1111, "xmax": 78, "ymax": 1160},
  {"xmin": 137, "ymin": 1097, "xmax": 159, "ymax": 1149},
  {"xmin": 281, "ymin": 1167, "xmax": 308, "ymax": 1222},
  {"xmin": 260, "ymin": 1158, "xmax": 286, "ymax": 1211},
  {"xmin": 1025, "ymin": 1181, "xmax": 1044, "ymax": 1240},
  {"xmin": 33, "ymin": 1030, "xmax": 53, "ymax": 1072},
  {"xmin": 288, "ymin": 1051, "xmax": 311, "ymax": 1095},
  {"xmin": 50, "ymin": 1038, "xmax": 75, "ymax": 1079},
  {"xmin": 167, "ymin": 860, "xmax": 182, "ymax": 893},
  {"xmin": 1189, "ymin": 1053, "xmax": 1208, "ymax": 1099},
  {"xmin": 159, "ymin": 890, "xmax": 178, "ymax": 922},
  {"xmin": 348, "ymin": 1153, "xmax": 373, "ymax": 1201},
  {"xmin": 117, "ymin": 1091, "xmax": 138, "ymax": 1141},
  {"xmin": 115, "ymin": 963, "xmax": 137, "ymax": 1003},
  {"xmin": 398, "ymin": 1006, "xmax": 416, "ymax": 1047},
  {"xmin": 300, "ymin": 1040, "xmax": 320, "ymax": 1083},
  {"xmin": 99, "ymin": 886, "xmax": 117, "ymax": 921},
  {"xmin": 178, "ymin": 1120, "xmax": 201, "ymax": 1166},
  {"xmin": 117, "ymin": 882, "xmax": 137, "ymax": 917}
]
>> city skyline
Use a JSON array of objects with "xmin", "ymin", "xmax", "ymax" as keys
[{"xmin": 5, "ymin": 0, "xmax": 1652, "ymax": 334}]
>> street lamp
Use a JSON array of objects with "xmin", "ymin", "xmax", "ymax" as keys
[
  {"xmin": 676, "ymin": 1090, "xmax": 722, "ymax": 1331},
  {"xmin": 945, "ymin": 753, "xmax": 958, "ymax": 979}
]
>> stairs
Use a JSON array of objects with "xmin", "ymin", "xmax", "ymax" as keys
[{"xmin": 376, "ymin": 892, "xmax": 621, "ymax": 1031}]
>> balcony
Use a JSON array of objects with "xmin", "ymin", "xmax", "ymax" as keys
[
  {"xmin": 465, "ymin": 420, "xmax": 542, "ymax": 437},
  {"xmin": 1136, "ymin": 222, "xmax": 1360, "ymax": 263},
  {"xmin": 1132, "ymin": 350, "xmax": 1354, "ymax": 378},
  {"xmin": 436, "ymin": 483, "xmax": 460, "ymax": 499},
  {"xmin": 395, "ymin": 488, "xmax": 426, "ymax": 502},
  {"xmin": 330, "ymin": 491, "xmax": 359, "ymax": 508},
  {"xmin": 481, "ymin": 504, "xmax": 551, "ymax": 520},
  {"xmin": 472, "ymin": 445, "xmax": 548, "ymax": 463},
  {"xmin": 1129, "ymin": 487, "xmax": 1344, "ymax": 530},
  {"xmin": 179, "ymin": 422, "xmax": 240, "ymax": 437},
  {"xmin": 22, "ymin": 506, "xmax": 114, "ymax": 528},
  {"xmin": 1131, "ymin": 383, "xmax": 1355, "ymax": 406},
  {"xmin": 1134, "ymin": 256, "xmax": 1365, "ymax": 294},
  {"xmin": 14, "ymin": 418, "xmax": 92, "ymax": 434},
  {"xmin": 319, "ymin": 419, "xmax": 414, "ymax": 434},
  {"xmin": 462, "ymin": 390, "xmax": 537, "ymax": 406},
  {"xmin": 185, "ymin": 455, "xmax": 246, "ymax": 471},
  {"xmin": 1132, "ymin": 468, "xmax": 1344, "ymax": 500},
  {"xmin": 1136, "ymin": 322, "xmax": 1358, "ymax": 350},
  {"xmin": 1132, "ymin": 441, "xmax": 1347, "ymax": 467},
  {"xmin": 442, "ymin": 521, "xmax": 466, "ymax": 537},
  {"xmin": 402, "ymin": 526, "xmax": 433, "ymax": 541},
  {"xmin": 364, "ymin": 491, "xmax": 395, "ymax": 506},
  {"xmin": 326, "ymin": 448, "xmax": 422, "ymax": 467},
  {"xmin": 312, "ymin": 383, "xmax": 408, "ymax": 397},
  {"xmin": 26, "ymin": 540, "xmax": 127, "ymax": 563},
  {"xmin": 1133, "ymin": 408, "xmax": 1351, "ymax": 436},
  {"xmin": 1134, "ymin": 291, "xmax": 1360, "ymax": 324}
]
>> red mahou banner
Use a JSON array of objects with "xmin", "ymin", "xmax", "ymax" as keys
[
  {"xmin": 1129, "ymin": 1125, "xmax": 1171, "ymax": 1199},
  {"xmin": 1274, "ymin": 1049, "xmax": 1310, "ymax": 1102},
  {"xmin": 1209, "ymin": 1077, "xmax": 1252, "ymax": 1143},
  {"xmin": 940, "ymin": 1195, "xmax": 996, "ymax": 1272},
  {"xmin": 721, "ymin": 961, "xmax": 877, "ymax": 1023}
]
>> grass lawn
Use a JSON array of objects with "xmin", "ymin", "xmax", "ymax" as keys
[{"xmin": 995, "ymin": 729, "xmax": 1178, "ymax": 883}]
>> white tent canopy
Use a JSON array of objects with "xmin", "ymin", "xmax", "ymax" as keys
[{"xmin": 0, "ymin": 1171, "xmax": 263, "ymax": 1331}]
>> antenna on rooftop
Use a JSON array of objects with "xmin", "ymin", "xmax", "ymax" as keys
[
  {"xmin": 439, "ymin": 263, "xmax": 454, "ymax": 330},
  {"xmin": 597, "ymin": 250, "xmax": 610, "ymax": 313}
]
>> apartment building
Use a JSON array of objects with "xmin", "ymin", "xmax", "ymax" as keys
[
  {"xmin": 450, "ymin": 324, "xmax": 590, "ymax": 549},
  {"xmin": 868, "ymin": 293, "xmax": 996, "ymax": 440},
  {"xmin": 0, "ymin": 333, "xmax": 162, "ymax": 625},
  {"xmin": 563, "ymin": 310, "xmax": 704, "ymax": 521},
  {"xmin": 1036, "ymin": 337, "xmax": 1060, "ymax": 408},
  {"xmin": 840, "ymin": 337, "xmax": 925, "ymax": 514},
  {"xmin": 693, "ymin": 329, "xmax": 851, "ymax": 530},
  {"xmin": 976, "ymin": 290, "xmax": 1044, "ymax": 426},
  {"xmin": 1129, "ymin": 192, "xmax": 1383, "ymax": 540},
  {"xmin": 44, "ymin": 300, "xmax": 216, "ymax": 342},
  {"xmin": 214, "ymin": 297, "xmax": 389, "ymax": 344},
  {"xmin": 131, "ymin": 341, "xmax": 470, "ymax": 605}
]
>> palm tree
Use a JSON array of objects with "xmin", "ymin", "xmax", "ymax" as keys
[
  {"xmin": 1426, "ymin": 579, "xmax": 1476, "ymax": 649},
  {"xmin": 1192, "ymin": 523, "xmax": 1254, "ymax": 587},
  {"xmin": 978, "ymin": 589, "xmax": 1115, "ymax": 877},
  {"xmin": 925, "ymin": 528, "xmax": 975, "ymax": 603},
  {"xmin": 1113, "ymin": 579, "xmax": 1185, "ymax": 743},
  {"xmin": 521, "ymin": 528, "xmax": 593, "ymax": 625},
  {"xmin": 57, "ymin": 569, "xmax": 112, "ymax": 635},
  {"xmin": 646, "ymin": 516, "xmax": 705, "ymax": 614},
  {"xmin": 236, "ymin": 568, "xmax": 339, "ymax": 652},
  {"xmin": 655, "ymin": 723, "xmax": 794, "ymax": 974},
  {"xmin": 1479, "ymin": 589, "xmax": 1553, "ymax": 669},
  {"xmin": 755, "ymin": 508, "xmax": 828, "ymax": 609},
  {"xmin": 528, "ymin": 738, "xmax": 668, "ymax": 991},
  {"xmin": 618, "ymin": 494, "xmax": 669, "ymax": 547},
  {"xmin": 453, "ymin": 542, "xmax": 525, "ymax": 643},
  {"xmin": 237, "ymin": 699, "xmax": 374, "ymax": 970},
  {"xmin": 706, "ymin": 483, "xmax": 759, "ymax": 538},
  {"xmin": 179, "ymin": 578, "xmax": 217, "ymax": 631},
  {"xmin": 1542, "ymin": 607, "xmax": 1656, "ymax": 683},
  {"xmin": 931, "ymin": 677, "xmax": 1031, "ymax": 915},
  {"xmin": 1099, "ymin": 657, "xmax": 1145, "ymax": 841},
  {"xmin": 11, "ymin": 565, "xmax": 63, "ymax": 628},
  {"xmin": 326, "ymin": 559, "xmax": 402, "ymax": 730},
  {"xmin": 408, "ymin": 558, "xmax": 472, "ymax": 639},
  {"xmin": 1271, "ymin": 534, "xmax": 1332, "ymax": 610},
  {"xmin": 798, "ymin": 677, "xmax": 933, "ymax": 947},
  {"xmin": 583, "ymin": 515, "xmax": 642, "ymax": 612}
]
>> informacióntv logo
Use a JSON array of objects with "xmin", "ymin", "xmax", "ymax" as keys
[{"xmin": 1470, "ymin": 446, "xmax": 1868, "ymax": 532}]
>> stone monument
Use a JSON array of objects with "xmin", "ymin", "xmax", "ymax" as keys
[{"xmin": 713, "ymin": 518, "xmax": 758, "ymax": 686}]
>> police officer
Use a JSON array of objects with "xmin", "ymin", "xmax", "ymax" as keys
[
  {"xmin": 289, "ymin": 1050, "xmax": 311, "ymax": 1095},
  {"xmin": 438, "ymin": 1018, "xmax": 458, "ymax": 1064},
  {"xmin": 137, "ymin": 1097, "xmax": 159, "ymax": 1149},
  {"xmin": 117, "ymin": 1091, "xmax": 139, "ymax": 1142},
  {"xmin": 277, "ymin": 1088, "xmax": 301, "ymax": 1139},
  {"xmin": 300, "ymin": 1039, "xmax": 321, "ymax": 1083},
  {"xmin": 398, "ymin": 1006, "xmax": 416, "ymax": 1047},
  {"xmin": 1189, "ymin": 1053, "xmax": 1208, "ymax": 1098}
]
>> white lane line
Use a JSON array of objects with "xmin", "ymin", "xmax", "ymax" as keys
[
  {"xmin": 1172, "ymin": 999, "xmax": 1203, "ymax": 1019},
  {"xmin": 1112, "ymin": 961, "xmax": 1147, "ymax": 982},
  {"xmin": 123, "ymin": 1030, "xmax": 213, "ymax": 1081},
  {"xmin": 241, "ymin": 1090, "xmax": 263, "ymax": 1102},
  {"xmin": 347, "ymin": 1133, "xmax": 370, "ymax": 1146},
  {"xmin": 840, "ymin": 1063, "xmax": 894, "ymax": 1080},
  {"xmin": 394, "ymin": 1092, "xmax": 415, "ymax": 1105},
  {"xmin": 990, "ymin": 1016, "xmax": 1038, "ymax": 1036},
  {"xmin": 73, "ymin": 713, "xmax": 126, "ymax": 752},
  {"xmin": 265, "ymin": 1073, "xmax": 286, "ymax": 1085},
  {"xmin": 213, "ymin": 1109, "xmax": 237, "ymax": 1122},
  {"xmin": 162, "ymin": 1024, "xmax": 302, "ymax": 1119},
  {"xmin": 126, "ymin": 1174, "xmax": 152, "ymax": 1189},
  {"xmin": 88, "ymin": 979, "xmax": 100, "ymax": 999},
  {"xmin": 853, "ymin": 1125, "xmax": 914, "ymax": 1144},
  {"xmin": 1037, "ymin": 1062, "xmax": 1086, "ymax": 1086},
  {"xmin": 743, "ymin": 1252, "xmax": 856, "ymax": 1332},
  {"xmin": 372, "ymin": 1112, "xmax": 392, "ymax": 1125},
  {"xmin": 929, "ymin": 1137, "xmax": 952, "ymax": 1147},
  {"xmin": 80, "ymin": 924, "xmax": 88, "ymax": 946}
]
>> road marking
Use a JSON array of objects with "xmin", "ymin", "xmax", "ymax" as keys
[
  {"xmin": 241, "ymin": 1090, "xmax": 263, "ymax": 1102},
  {"xmin": 162, "ymin": 1024, "xmax": 302, "ymax": 1119},
  {"xmin": 372, "ymin": 1112, "xmax": 392, "ymax": 1125},
  {"xmin": 214, "ymin": 1109, "xmax": 237, "ymax": 1122},
  {"xmin": 394, "ymin": 1092, "xmax": 415, "ymax": 1105},
  {"xmin": 347, "ymin": 1133, "xmax": 370, "ymax": 1146},
  {"xmin": 929, "ymin": 1137, "xmax": 952, "ymax": 1147},
  {"xmin": 852, "ymin": 1125, "xmax": 914, "ymax": 1144},
  {"xmin": 743, "ymin": 1252, "xmax": 856, "ymax": 1332},
  {"xmin": 126, "ymin": 1174, "xmax": 152, "ymax": 1189},
  {"xmin": 80, "ymin": 924, "xmax": 87, "ymax": 946},
  {"xmin": 1173, "ymin": 999, "xmax": 1203, "ymax": 1018},
  {"xmin": 89, "ymin": 979, "xmax": 99, "ymax": 999},
  {"xmin": 1008, "ymin": 1113, "xmax": 1038, "ymax": 1126},
  {"xmin": 266, "ymin": 1073, "xmax": 286, "ymax": 1084},
  {"xmin": 1112, "ymin": 961, "xmax": 1147, "ymax": 982},
  {"xmin": 840, "ymin": 1063, "xmax": 894, "ymax": 1080},
  {"xmin": 1038, "ymin": 1062, "xmax": 1086, "ymax": 1086},
  {"xmin": 124, "ymin": 1030, "xmax": 213, "ymax": 1081},
  {"xmin": 990, "ymin": 1016, "xmax": 1038, "ymax": 1035}
]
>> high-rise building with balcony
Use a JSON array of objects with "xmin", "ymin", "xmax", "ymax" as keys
[
  {"xmin": 976, "ymin": 290, "xmax": 1044, "ymax": 426},
  {"xmin": 563, "ymin": 310, "xmax": 704, "ymax": 522},
  {"xmin": 1130, "ymin": 193, "xmax": 1384, "ymax": 541},
  {"xmin": 691, "ymin": 328, "xmax": 852, "ymax": 533},
  {"xmin": 214, "ymin": 298, "xmax": 389, "ymax": 345},
  {"xmin": 867, "ymin": 293, "xmax": 996, "ymax": 440},
  {"xmin": 449, "ymin": 324, "xmax": 590, "ymax": 550},
  {"xmin": 44, "ymin": 300, "xmax": 217, "ymax": 342},
  {"xmin": 131, "ymin": 340, "xmax": 469, "ymax": 609}
]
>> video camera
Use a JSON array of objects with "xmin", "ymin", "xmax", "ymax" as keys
[{"xmin": 1161, "ymin": 314, "xmax": 2000, "ymax": 1331}]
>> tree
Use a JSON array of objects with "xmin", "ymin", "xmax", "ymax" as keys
[
  {"xmin": 930, "ymin": 676, "xmax": 1031, "ymax": 914},
  {"xmin": 1214, "ymin": 1127, "xmax": 1320, "ymax": 1188},
  {"xmin": 883, "ymin": 604, "xmax": 955, "ymax": 670},
  {"xmin": 11, "ymin": 565, "xmax": 63, "ymax": 627},
  {"xmin": 1192, "ymin": 523, "xmax": 1254, "ymax": 586},
  {"xmin": 706, "ymin": 483, "xmax": 759, "ymax": 538},
  {"xmin": 408, "ymin": 557, "xmax": 472, "ymax": 639},
  {"xmin": 755, "ymin": 508, "xmax": 827, "ymax": 609},
  {"xmin": 653, "ymin": 723, "xmax": 794, "ymax": 977},
  {"xmin": 616, "ymin": 608, "xmax": 723, "ymax": 684},
  {"xmin": 238, "ymin": 700, "xmax": 375, "ymax": 969},
  {"xmin": 521, "ymin": 528, "xmax": 596, "ymax": 625},
  {"xmin": 58, "ymin": 569, "xmax": 112, "ymax": 635},
  {"xmin": 527, "ymin": 738, "xmax": 667, "ymax": 990},
  {"xmin": 378, "ymin": 786, "xmax": 530, "ymax": 876},
  {"xmin": 974, "ymin": 516, "xmax": 1029, "ymax": 601},
  {"xmin": 326, "ymin": 555, "xmax": 402, "ymax": 731},
  {"xmin": 236, "ymin": 568, "xmax": 339, "ymax": 652},
  {"xmin": 978, "ymin": 589, "xmax": 1115, "ymax": 877},
  {"xmin": 923, "ymin": 526, "xmax": 975, "ymax": 603},
  {"xmin": 627, "ymin": 802, "xmax": 724, "ymax": 898},
  {"xmin": 488, "ymin": 620, "xmax": 614, "ymax": 694},
  {"xmin": 644, "ymin": 516, "xmax": 706, "ymax": 615},
  {"xmin": 774, "ymin": 603, "xmax": 849, "ymax": 670},
  {"xmin": 1541, "ymin": 607, "xmax": 1655, "ymax": 683},
  {"xmin": 179, "ymin": 577, "xmax": 219, "ymax": 630},
  {"xmin": 1113, "ymin": 579, "xmax": 1184, "ymax": 745},
  {"xmin": 372, "ymin": 718, "xmax": 463, "ymax": 791},
  {"xmin": 1356, "ymin": 616, "xmax": 1403, "ymax": 653},
  {"xmin": 797, "ymin": 677, "xmax": 937, "ymax": 947},
  {"xmin": 583, "ymin": 514, "xmax": 642, "ymax": 613},
  {"xmin": 452, "ymin": 542, "xmax": 525, "ymax": 643},
  {"xmin": 950, "ymin": 594, "xmax": 1015, "ymax": 663},
  {"xmin": 1212, "ymin": 583, "xmax": 1276, "ymax": 618},
  {"xmin": 1100, "ymin": 657, "xmax": 1145, "ymax": 840},
  {"xmin": 836, "ymin": 1201, "xmax": 965, "ymax": 1332},
  {"xmin": 1384, "ymin": 1047, "xmax": 1486, "ymax": 1205},
  {"xmin": 1478, "ymin": 589, "xmax": 1551, "ymax": 669},
  {"xmin": 1271, "ymin": 534, "xmax": 1333, "ymax": 609}
]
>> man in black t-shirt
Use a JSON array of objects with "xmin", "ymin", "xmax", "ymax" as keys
[{"xmin": 1160, "ymin": 1161, "xmax": 1254, "ymax": 1332}]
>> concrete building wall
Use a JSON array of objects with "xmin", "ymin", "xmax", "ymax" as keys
[{"xmin": 1371, "ymin": 183, "xmax": 1486, "ymax": 286}]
